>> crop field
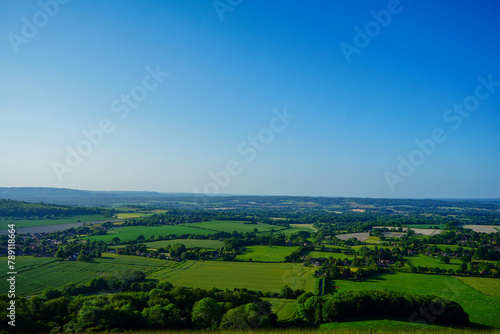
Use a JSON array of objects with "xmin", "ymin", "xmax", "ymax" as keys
[
  {"xmin": 2, "ymin": 214, "xmax": 108, "ymax": 228},
  {"xmin": 235, "ymin": 246, "xmax": 298, "ymax": 262},
  {"xmin": 149, "ymin": 260, "xmax": 316, "ymax": 293},
  {"xmin": 463, "ymin": 225, "xmax": 500, "ymax": 234},
  {"xmin": 78, "ymin": 225, "xmax": 214, "ymax": 242},
  {"xmin": 329, "ymin": 272, "xmax": 500, "ymax": 327},
  {"xmin": 0, "ymin": 255, "xmax": 175, "ymax": 296},
  {"xmin": 142, "ymin": 239, "xmax": 224, "ymax": 249},
  {"xmin": 405, "ymin": 254, "xmax": 462, "ymax": 271},
  {"xmin": 456, "ymin": 277, "xmax": 500, "ymax": 298},
  {"xmin": 184, "ymin": 220, "xmax": 281, "ymax": 234},
  {"xmin": 263, "ymin": 298, "xmax": 297, "ymax": 321}
]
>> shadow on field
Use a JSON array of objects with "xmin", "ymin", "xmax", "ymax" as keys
[{"xmin": 363, "ymin": 271, "xmax": 397, "ymax": 282}]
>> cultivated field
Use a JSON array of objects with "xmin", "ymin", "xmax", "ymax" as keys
[
  {"xmin": 0, "ymin": 255, "xmax": 175, "ymax": 295},
  {"xmin": 142, "ymin": 239, "xmax": 224, "ymax": 249},
  {"xmin": 305, "ymin": 251, "xmax": 354, "ymax": 260},
  {"xmin": 330, "ymin": 272, "xmax": 500, "ymax": 328},
  {"xmin": 184, "ymin": 220, "xmax": 280, "ymax": 233},
  {"xmin": 263, "ymin": 298, "xmax": 297, "ymax": 321},
  {"xmin": 462, "ymin": 225, "xmax": 500, "ymax": 234},
  {"xmin": 235, "ymin": 245, "xmax": 298, "ymax": 262},
  {"xmin": 456, "ymin": 276, "xmax": 500, "ymax": 298},
  {"xmin": 149, "ymin": 260, "xmax": 316, "ymax": 293},
  {"xmin": 2, "ymin": 214, "xmax": 109, "ymax": 229},
  {"xmin": 79, "ymin": 225, "xmax": 214, "ymax": 242}
]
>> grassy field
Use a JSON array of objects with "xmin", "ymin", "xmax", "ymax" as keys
[
  {"xmin": 142, "ymin": 239, "xmax": 224, "ymax": 249},
  {"xmin": 184, "ymin": 220, "xmax": 281, "ymax": 234},
  {"xmin": 0, "ymin": 255, "xmax": 175, "ymax": 295},
  {"xmin": 320, "ymin": 315, "xmax": 451, "ymax": 331},
  {"xmin": 263, "ymin": 298, "xmax": 297, "ymax": 321},
  {"xmin": 149, "ymin": 260, "xmax": 316, "ymax": 293},
  {"xmin": 305, "ymin": 251, "xmax": 354, "ymax": 259},
  {"xmin": 2, "ymin": 214, "xmax": 109, "ymax": 228},
  {"xmin": 79, "ymin": 225, "xmax": 214, "ymax": 242},
  {"xmin": 456, "ymin": 277, "xmax": 500, "ymax": 298},
  {"xmin": 235, "ymin": 246, "xmax": 298, "ymax": 262},
  {"xmin": 329, "ymin": 272, "xmax": 500, "ymax": 328},
  {"xmin": 405, "ymin": 254, "xmax": 462, "ymax": 271}
]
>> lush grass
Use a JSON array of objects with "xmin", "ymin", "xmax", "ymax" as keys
[
  {"xmin": 184, "ymin": 220, "xmax": 281, "ymax": 234},
  {"xmin": 263, "ymin": 298, "xmax": 297, "ymax": 321},
  {"xmin": 456, "ymin": 277, "xmax": 500, "ymax": 298},
  {"xmin": 235, "ymin": 246, "xmax": 298, "ymax": 262},
  {"xmin": 78, "ymin": 225, "xmax": 214, "ymax": 242},
  {"xmin": 149, "ymin": 261, "xmax": 316, "ymax": 293},
  {"xmin": 0, "ymin": 255, "xmax": 175, "ymax": 296},
  {"xmin": 2, "ymin": 214, "xmax": 108, "ymax": 228},
  {"xmin": 405, "ymin": 254, "xmax": 462, "ymax": 271},
  {"xmin": 365, "ymin": 236, "xmax": 380, "ymax": 243},
  {"xmin": 320, "ymin": 315, "xmax": 450, "ymax": 331},
  {"xmin": 330, "ymin": 272, "xmax": 500, "ymax": 328},
  {"xmin": 142, "ymin": 239, "xmax": 224, "ymax": 250}
]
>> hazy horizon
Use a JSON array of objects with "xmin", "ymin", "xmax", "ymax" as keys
[{"xmin": 1, "ymin": 1, "xmax": 499, "ymax": 198}]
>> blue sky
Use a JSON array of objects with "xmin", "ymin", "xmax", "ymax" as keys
[{"xmin": 1, "ymin": 0, "xmax": 499, "ymax": 198}]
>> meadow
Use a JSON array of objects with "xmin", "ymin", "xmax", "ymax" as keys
[
  {"xmin": 329, "ymin": 272, "xmax": 500, "ymax": 328},
  {"xmin": 405, "ymin": 254, "xmax": 462, "ymax": 271},
  {"xmin": 263, "ymin": 298, "xmax": 297, "ymax": 321},
  {"xmin": 235, "ymin": 245, "xmax": 299, "ymax": 262},
  {"xmin": 149, "ymin": 260, "xmax": 316, "ymax": 293},
  {"xmin": 78, "ymin": 225, "xmax": 214, "ymax": 242},
  {"xmin": 3, "ymin": 214, "xmax": 108, "ymax": 228}
]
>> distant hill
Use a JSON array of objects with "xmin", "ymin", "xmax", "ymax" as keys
[{"xmin": 0, "ymin": 187, "xmax": 192, "ymax": 207}]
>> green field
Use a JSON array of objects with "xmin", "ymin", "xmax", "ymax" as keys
[
  {"xmin": 3, "ymin": 214, "xmax": 109, "ymax": 228},
  {"xmin": 305, "ymin": 251, "xmax": 354, "ymax": 259},
  {"xmin": 235, "ymin": 246, "xmax": 298, "ymax": 262},
  {"xmin": 184, "ymin": 220, "xmax": 282, "ymax": 234},
  {"xmin": 329, "ymin": 272, "xmax": 500, "ymax": 327},
  {"xmin": 405, "ymin": 254, "xmax": 462, "ymax": 271},
  {"xmin": 263, "ymin": 298, "xmax": 297, "ymax": 321},
  {"xmin": 320, "ymin": 316, "xmax": 450, "ymax": 331},
  {"xmin": 456, "ymin": 277, "xmax": 500, "ymax": 298},
  {"xmin": 79, "ymin": 225, "xmax": 214, "ymax": 242},
  {"xmin": 0, "ymin": 255, "xmax": 175, "ymax": 295},
  {"xmin": 142, "ymin": 239, "xmax": 224, "ymax": 250},
  {"xmin": 149, "ymin": 260, "xmax": 316, "ymax": 293}
]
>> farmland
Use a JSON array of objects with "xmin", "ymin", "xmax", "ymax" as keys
[
  {"xmin": 305, "ymin": 251, "xmax": 354, "ymax": 260},
  {"xmin": 456, "ymin": 276, "xmax": 500, "ymax": 298},
  {"xmin": 405, "ymin": 254, "xmax": 462, "ymax": 271},
  {"xmin": 2, "ymin": 214, "xmax": 108, "ymax": 229},
  {"xmin": 335, "ymin": 232, "xmax": 370, "ymax": 242},
  {"xmin": 142, "ymin": 239, "xmax": 224, "ymax": 250},
  {"xmin": 149, "ymin": 260, "xmax": 316, "ymax": 293},
  {"xmin": 78, "ymin": 225, "xmax": 214, "ymax": 242},
  {"xmin": 235, "ymin": 245, "xmax": 298, "ymax": 262},
  {"xmin": 0, "ymin": 255, "xmax": 175, "ymax": 295},
  {"xmin": 184, "ymin": 220, "xmax": 281, "ymax": 233},
  {"xmin": 330, "ymin": 272, "xmax": 500, "ymax": 328}
]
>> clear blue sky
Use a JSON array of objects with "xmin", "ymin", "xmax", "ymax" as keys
[{"xmin": 1, "ymin": 0, "xmax": 499, "ymax": 198}]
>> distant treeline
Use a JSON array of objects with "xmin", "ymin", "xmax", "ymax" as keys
[{"xmin": 0, "ymin": 199, "xmax": 114, "ymax": 219}]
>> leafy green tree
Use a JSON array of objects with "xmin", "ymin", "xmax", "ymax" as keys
[{"xmin": 192, "ymin": 297, "xmax": 223, "ymax": 329}]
